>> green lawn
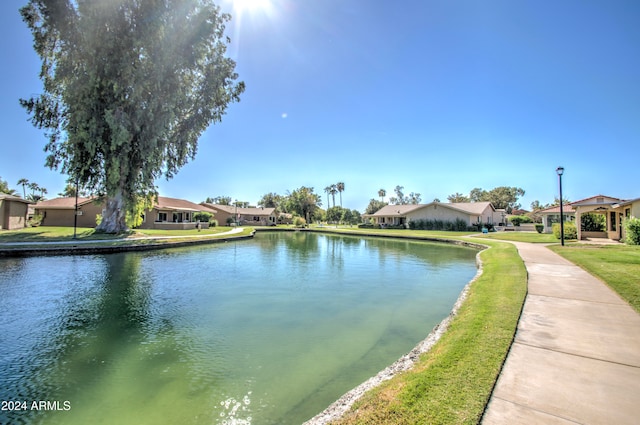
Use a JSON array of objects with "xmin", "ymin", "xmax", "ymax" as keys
[
  {"xmin": 0, "ymin": 226, "xmax": 241, "ymax": 244},
  {"xmin": 474, "ymin": 231, "xmax": 561, "ymax": 243},
  {"xmin": 549, "ymin": 244, "xmax": 640, "ymax": 312},
  {"xmin": 0, "ymin": 227, "xmax": 120, "ymax": 242}
]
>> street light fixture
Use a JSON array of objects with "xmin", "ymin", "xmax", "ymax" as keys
[
  {"xmin": 73, "ymin": 176, "xmax": 79, "ymax": 239},
  {"xmin": 556, "ymin": 166, "xmax": 565, "ymax": 246}
]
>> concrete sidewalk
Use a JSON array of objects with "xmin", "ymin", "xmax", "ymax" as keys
[{"xmin": 482, "ymin": 242, "xmax": 640, "ymax": 425}]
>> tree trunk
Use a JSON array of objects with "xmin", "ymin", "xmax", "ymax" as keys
[{"xmin": 96, "ymin": 190, "xmax": 128, "ymax": 233}]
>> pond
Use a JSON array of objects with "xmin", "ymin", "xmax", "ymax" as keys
[{"xmin": 0, "ymin": 232, "xmax": 479, "ymax": 425}]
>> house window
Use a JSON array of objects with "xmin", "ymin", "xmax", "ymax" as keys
[
  {"xmin": 610, "ymin": 211, "xmax": 616, "ymax": 231},
  {"xmin": 596, "ymin": 197, "xmax": 604, "ymax": 203},
  {"xmin": 157, "ymin": 212, "xmax": 167, "ymax": 222},
  {"xmin": 626, "ymin": 208, "xmax": 631, "ymax": 218}
]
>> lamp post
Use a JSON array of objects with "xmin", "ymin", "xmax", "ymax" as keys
[
  {"xmin": 73, "ymin": 176, "xmax": 79, "ymax": 239},
  {"xmin": 556, "ymin": 166, "xmax": 565, "ymax": 246}
]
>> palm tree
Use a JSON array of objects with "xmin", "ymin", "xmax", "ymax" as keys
[
  {"xmin": 336, "ymin": 182, "xmax": 345, "ymax": 207},
  {"xmin": 27, "ymin": 182, "xmax": 48, "ymax": 202},
  {"xmin": 329, "ymin": 184, "xmax": 338, "ymax": 208},
  {"xmin": 17, "ymin": 178, "xmax": 30, "ymax": 198},
  {"xmin": 378, "ymin": 188, "xmax": 386, "ymax": 202},
  {"xmin": 324, "ymin": 186, "xmax": 332, "ymax": 209}
]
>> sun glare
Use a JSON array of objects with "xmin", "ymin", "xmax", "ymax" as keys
[{"xmin": 233, "ymin": 0, "xmax": 272, "ymax": 14}]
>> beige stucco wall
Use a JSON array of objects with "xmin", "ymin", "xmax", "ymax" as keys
[
  {"xmin": 616, "ymin": 200, "xmax": 640, "ymax": 241},
  {"xmin": 208, "ymin": 209, "xmax": 232, "ymax": 225},
  {"xmin": 1, "ymin": 199, "xmax": 29, "ymax": 230},
  {"xmin": 406, "ymin": 204, "xmax": 475, "ymax": 225},
  {"xmin": 36, "ymin": 202, "xmax": 103, "ymax": 227}
]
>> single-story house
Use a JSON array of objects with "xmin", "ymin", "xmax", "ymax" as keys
[
  {"xmin": 138, "ymin": 196, "xmax": 217, "ymax": 230},
  {"xmin": 538, "ymin": 204, "xmax": 576, "ymax": 234},
  {"xmin": 0, "ymin": 194, "xmax": 31, "ymax": 230},
  {"xmin": 613, "ymin": 197, "xmax": 640, "ymax": 242},
  {"xmin": 366, "ymin": 202, "xmax": 497, "ymax": 228},
  {"xmin": 34, "ymin": 197, "xmax": 103, "ymax": 227},
  {"xmin": 138, "ymin": 197, "xmax": 215, "ymax": 230},
  {"xmin": 572, "ymin": 195, "xmax": 629, "ymax": 241},
  {"xmin": 278, "ymin": 212, "xmax": 293, "ymax": 225},
  {"xmin": 201, "ymin": 203, "xmax": 277, "ymax": 226},
  {"xmin": 538, "ymin": 195, "xmax": 640, "ymax": 241},
  {"xmin": 35, "ymin": 196, "xmax": 215, "ymax": 229}
]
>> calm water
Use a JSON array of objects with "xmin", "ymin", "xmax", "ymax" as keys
[{"xmin": 0, "ymin": 232, "xmax": 478, "ymax": 425}]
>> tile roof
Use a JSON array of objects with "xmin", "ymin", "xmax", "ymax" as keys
[
  {"xmin": 614, "ymin": 197, "xmax": 640, "ymax": 207},
  {"xmin": 538, "ymin": 204, "xmax": 575, "ymax": 214},
  {"xmin": 371, "ymin": 202, "xmax": 494, "ymax": 217},
  {"xmin": 570, "ymin": 195, "xmax": 625, "ymax": 206},
  {"xmin": 201, "ymin": 203, "xmax": 276, "ymax": 216},
  {"xmin": 448, "ymin": 201, "xmax": 495, "ymax": 215},
  {"xmin": 34, "ymin": 197, "xmax": 98, "ymax": 209},
  {"xmin": 34, "ymin": 196, "xmax": 210, "ymax": 212},
  {"xmin": 370, "ymin": 204, "xmax": 424, "ymax": 216},
  {"xmin": 154, "ymin": 196, "xmax": 207, "ymax": 212},
  {"xmin": 0, "ymin": 194, "xmax": 31, "ymax": 204}
]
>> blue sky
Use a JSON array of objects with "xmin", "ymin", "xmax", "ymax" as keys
[{"xmin": 1, "ymin": 0, "xmax": 639, "ymax": 211}]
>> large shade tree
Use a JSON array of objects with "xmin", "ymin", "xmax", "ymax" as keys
[
  {"xmin": 21, "ymin": 0, "xmax": 244, "ymax": 232},
  {"xmin": 284, "ymin": 186, "xmax": 321, "ymax": 223},
  {"xmin": 469, "ymin": 186, "xmax": 525, "ymax": 214}
]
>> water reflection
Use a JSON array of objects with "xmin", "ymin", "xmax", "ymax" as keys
[{"xmin": 0, "ymin": 232, "xmax": 478, "ymax": 425}]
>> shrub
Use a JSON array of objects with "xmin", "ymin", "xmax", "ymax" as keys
[
  {"xmin": 358, "ymin": 223, "xmax": 375, "ymax": 229},
  {"xmin": 581, "ymin": 212, "xmax": 606, "ymax": 232},
  {"xmin": 209, "ymin": 219, "xmax": 218, "ymax": 227},
  {"xmin": 293, "ymin": 216, "xmax": 306, "ymax": 228},
  {"xmin": 552, "ymin": 222, "xmax": 577, "ymax": 240},
  {"xmin": 193, "ymin": 211, "xmax": 212, "ymax": 223},
  {"xmin": 226, "ymin": 216, "xmax": 234, "ymax": 226},
  {"xmin": 28, "ymin": 213, "xmax": 43, "ymax": 227},
  {"xmin": 408, "ymin": 218, "xmax": 469, "ymax": 231},
  {"xmin": 509, "ymin": 215, "xmax": 531, "ymax": 226},
  {"xmin": 386, "ymin": 224, "xmax": 406, "ymax": 229},
  {"xmin": 509, "ymin": 216, "xmax": 522, "ymax": 226},
  {"xmin": 535, "ymin": 223, "xmax": 544, "ymax": 233},
  {"xmin": 472, "ymin": 222, "xmax": 495, "ymax": 232},
  {"xmin": 624, "ymin": 217, "xmax": 640, "ymax": 245}
]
